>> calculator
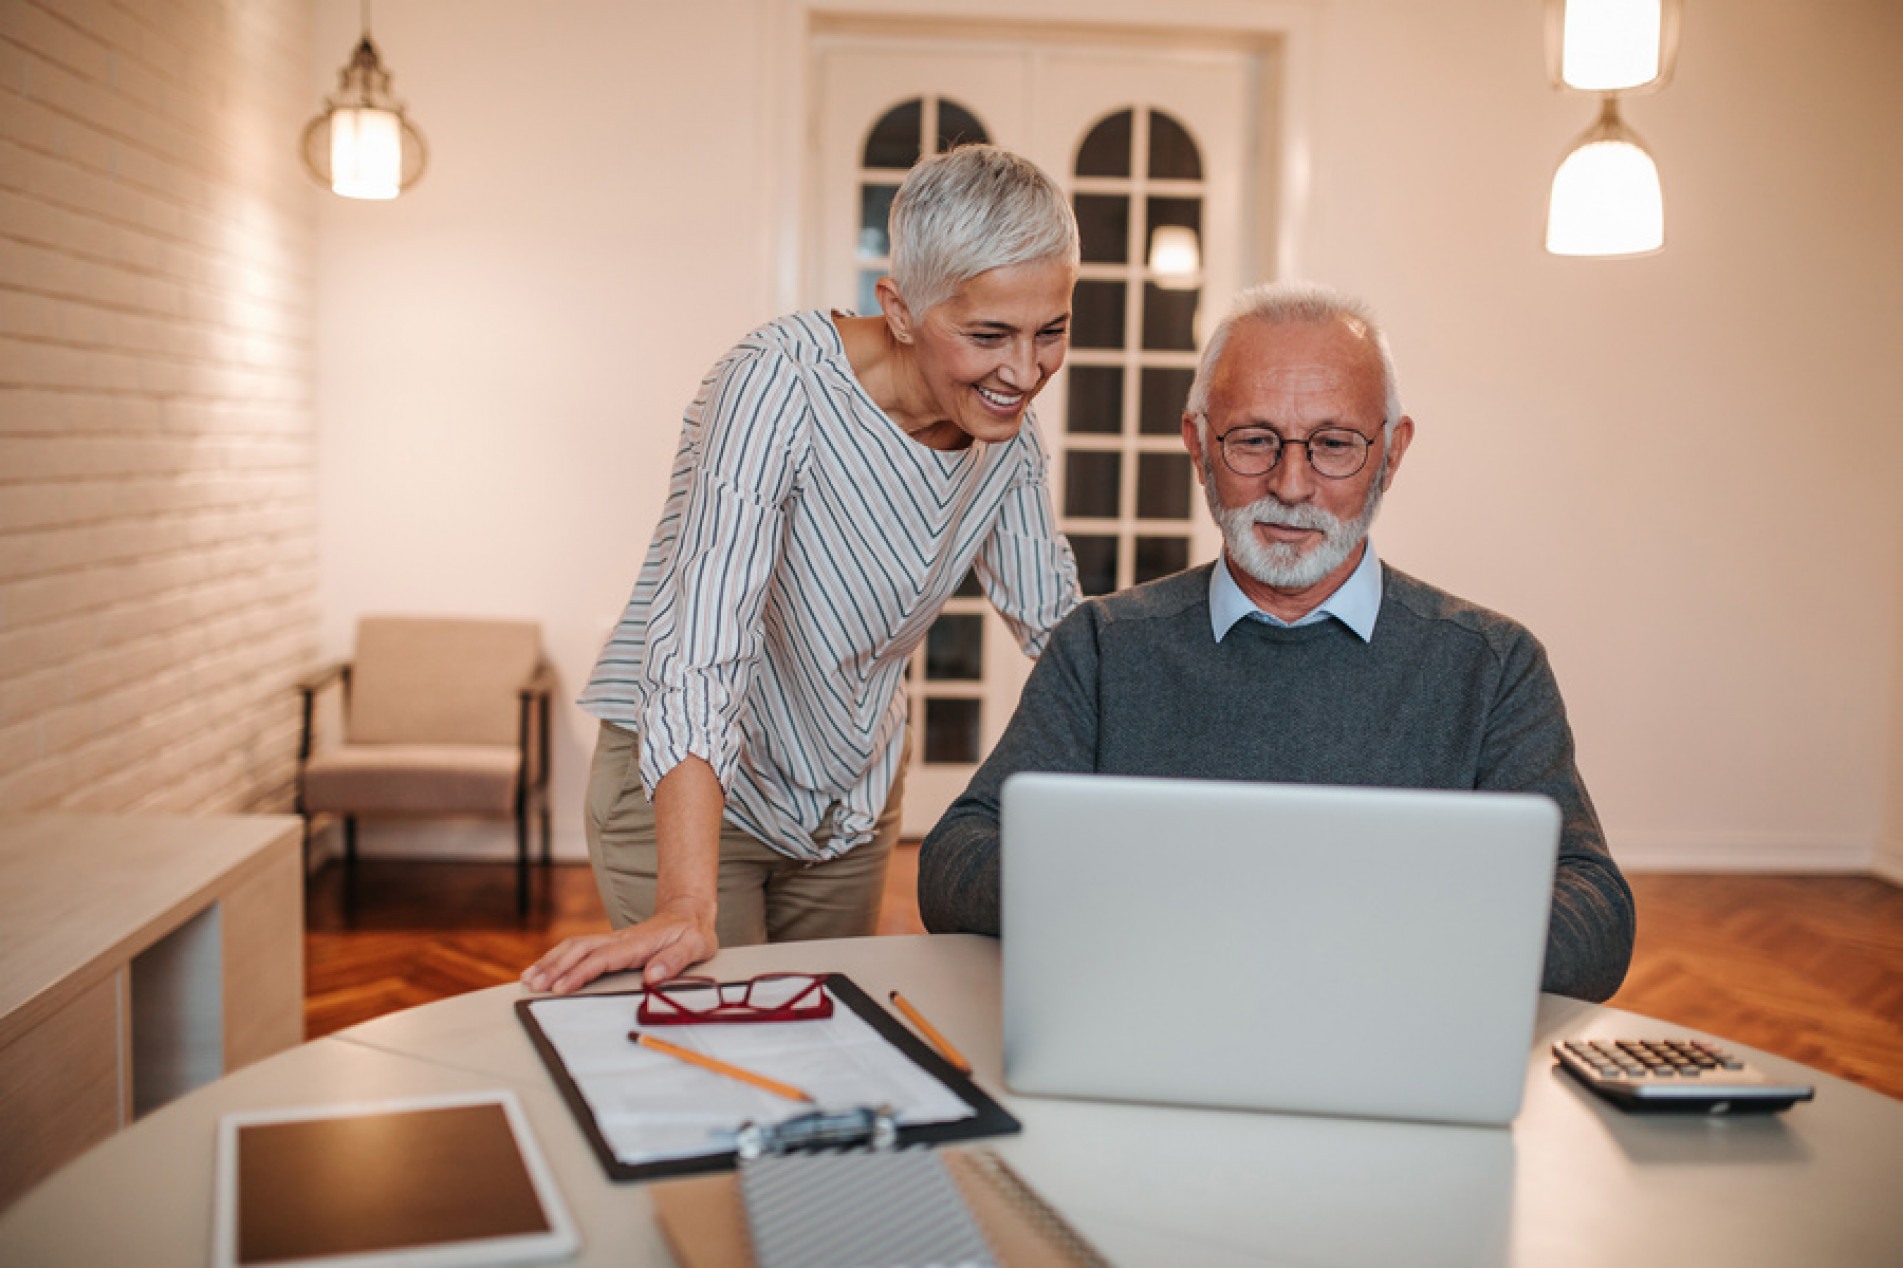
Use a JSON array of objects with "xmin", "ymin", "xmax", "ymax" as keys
[{"xmin": 1552, "ymin": 1038, "xmax": 1815, "ymax": 1113}]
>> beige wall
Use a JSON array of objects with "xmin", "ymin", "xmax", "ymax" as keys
[
  {"xmin": 310, "ymin": 0, "xmax": 1903, "ymax": 870},
  {"xmin": 307, "ymin": 0, "xmax": 779, "ymax": 859},
  {"xmin": 9, "ymin": 0, "xmax": 1889, "ymax": 868},
  {"xmin": 1309, "ymin": 0, "xmax": 1903, "ymax": 871},
  {"xmin": 1885, "ymin": 511, "xmax": 1903, "ymax": 884},
  {"xmin": 0, "ymin": 0, "xmax": 319, "ymax": 813}
]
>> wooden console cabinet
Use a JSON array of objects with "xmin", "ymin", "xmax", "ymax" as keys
[{"xmin": 0, "ymin": 814, "xmax": 303, "ymax": 1208}]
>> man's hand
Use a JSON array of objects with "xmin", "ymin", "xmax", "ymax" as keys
[{"xmin": 520, "ymin": 899, "xmax": 717, "ymax": 995}]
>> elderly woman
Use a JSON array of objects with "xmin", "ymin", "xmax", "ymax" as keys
[{"xmin": 524, "ymin": 145, "xmax": 1081, "ymax": 994}]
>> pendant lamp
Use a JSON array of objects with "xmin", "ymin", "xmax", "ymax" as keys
[
  {"xmin": 1546, "ymin": 96, "xmax": 1664, "ymax": 257},
  {"xmin": 301, "ymin": 2, "xmax": 427, "ymax": 200},
  {"xmin": 1546, "ymin": 0, "xmax": 1682, "ymax": 93},
  {"xmin": 1542, "ymin": 0, "xmax": 1680, "ymax": 257}
]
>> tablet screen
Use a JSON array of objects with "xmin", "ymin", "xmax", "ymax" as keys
[{"xmin": 213, "ymin": 1091, "xmax": 578, "ymax": 1267}]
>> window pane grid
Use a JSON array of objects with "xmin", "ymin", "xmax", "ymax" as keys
[
  {"xmin": 1071, "ymin": 176, "xmax": 1206, "ymax": 197},
  {"xmin": 909, "ymin": 681, "xmax": 985, "ymax": 700},
  {"xmin": 1064, "ymin": 105, "xmax": 1206, "ymax": 593},
  {"xmin": 862, "ymin": 95, "xmax": 993, "ymax": 769}
]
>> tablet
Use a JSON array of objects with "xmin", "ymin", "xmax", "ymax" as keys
[{"xmin": 211, "ymin": 1089, "xmax": 579, "ymax": 1267}]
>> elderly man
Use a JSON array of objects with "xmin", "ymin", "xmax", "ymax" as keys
[{"xmin": 917, "ymin": 281, "xmax": 1635, "ymax": 1002}]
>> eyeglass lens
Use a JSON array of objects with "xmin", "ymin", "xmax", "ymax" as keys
[
  {"xmin": 642, "ymin": 973, "xmax": 828, "ymax": 1017},
  {"xmin": 742, "ymin": 974, "xmax": 825, "ymax": 1009},
  {"xmin": 1222, "ymin": 428, "xmax": 1370, "ymax": 478}
]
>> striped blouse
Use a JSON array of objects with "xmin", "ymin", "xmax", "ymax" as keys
[{"xmin": 579, "ymin": 311, "xmax": 1080, "ymax": 862}]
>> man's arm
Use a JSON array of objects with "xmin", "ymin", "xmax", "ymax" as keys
[
  {"xmin": 1480, "ymin": 634, "xmax": 1636, "ymax": 1002},
  {"xmin": 918, "ymin": 604, "xmax": 1105, "ymax": 934}
]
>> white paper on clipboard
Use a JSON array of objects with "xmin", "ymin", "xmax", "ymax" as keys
[{"xmin": 524, "ymin": 986, "xmax": 976, "ymax": 1168}]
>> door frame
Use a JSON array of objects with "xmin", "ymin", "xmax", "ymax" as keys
[{"xmin": 763, "ymin": 0, "xmax": 1318, "ymax": 313}]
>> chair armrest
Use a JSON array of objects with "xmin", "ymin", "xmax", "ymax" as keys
[
  {"xmin": 297, "ymin": 660, "xmax": 350, "ymax": 699},
  {"xmin": 297, "ymin": 660, "xmax": 351, "ymax": 763},
  {"xmin": 517, "ymin": 659, "xmax": 559, "ymax": 700}
]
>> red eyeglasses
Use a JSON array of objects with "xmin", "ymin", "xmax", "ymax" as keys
[{"xmin": 635, "ymin": 972, "xmax": 834, "ymax": 1025}]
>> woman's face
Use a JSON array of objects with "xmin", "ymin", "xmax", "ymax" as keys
[{"xmin": 901, "ymin": 257, "xmax": 1077, "ymax": 447}]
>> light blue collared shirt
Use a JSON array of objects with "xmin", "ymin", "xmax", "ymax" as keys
[{"xmin": 1209, "ymin": 542, "xmax": 1383, "ymax": 644}]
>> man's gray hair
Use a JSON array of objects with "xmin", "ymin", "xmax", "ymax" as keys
[
  {"xmin": 889, "ymin": 144, "xmax": 1080, "ymax": 316},
  {"xmin": 1184, "ymin": 281, "xmax": 1405, "ymax": 436}
]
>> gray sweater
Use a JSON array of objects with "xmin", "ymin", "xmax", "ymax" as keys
[{"xmin": 918, "ymin": 562, "xmax": 1636, "ymax": 1002}]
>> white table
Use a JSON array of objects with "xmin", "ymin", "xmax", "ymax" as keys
[{"xmin": 3, "ymin": 934, "xmax": 1899, "ymax": 1266}]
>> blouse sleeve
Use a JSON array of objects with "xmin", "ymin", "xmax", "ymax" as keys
[
  {"xmin": 973, "ymin": 414, "xmax": 1081, "ymax": 658},
  {"xmin": 635, "ymin": 346, "xmax": 808, "ymax": 795}
]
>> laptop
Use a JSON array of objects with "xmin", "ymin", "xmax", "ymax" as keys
[{"xmin": 1000, "ymin": 773, "xmax": 1561, "ymax": 1127}]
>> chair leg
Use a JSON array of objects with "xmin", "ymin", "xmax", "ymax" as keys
[
  {"xmin": 344, "ymin": 816, "xmax": 358, "ymax": 923},
  {"xmin": 516, "ymin": 804, "xmax": 530, "ymax": 919}
]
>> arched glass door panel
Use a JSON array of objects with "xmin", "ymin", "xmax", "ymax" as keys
[{"xmin": 1062, "ymin": 108, "xmax": 1207, "ymax": 596}]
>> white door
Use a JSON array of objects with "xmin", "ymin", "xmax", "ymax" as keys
[{"xmin": 812, "ymin": 32, "xmax": 1265, "ymax": 834}]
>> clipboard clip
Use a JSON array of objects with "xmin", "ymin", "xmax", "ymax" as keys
[{"xmin": 735, "ymin": 1104, "xmax": 898, "ymax": 1160}]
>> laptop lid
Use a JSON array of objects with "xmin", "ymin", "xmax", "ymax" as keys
[{"xmin": 1000, "ymin": 773, "xmax": 1560, "ymax": 1127}]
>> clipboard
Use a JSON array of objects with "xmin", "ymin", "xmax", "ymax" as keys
[{"xmin": 516, "ymin": 973, "xmax": 1019, "ymax": 1181}]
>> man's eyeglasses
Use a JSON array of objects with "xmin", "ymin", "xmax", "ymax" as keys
[
  {"xmin": 636, "ymin": 972, "xmax": 833, "ymax": 1025},
  {"xmin": 1214, "ymin": 426, "xmax": 1375, "ymax": 479}
]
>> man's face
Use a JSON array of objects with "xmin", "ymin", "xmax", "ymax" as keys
[{"xmin": 1182, "ymin": 316, "xmax": 1413, "ymax": 613}]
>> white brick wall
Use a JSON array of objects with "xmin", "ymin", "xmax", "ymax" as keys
[{"xmin": 0, "ymin": 0, "xmax": 319, "ymax": 815}]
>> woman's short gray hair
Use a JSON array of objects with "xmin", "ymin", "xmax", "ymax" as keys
[
  {"xmin": 889, "ymin": 144, "xmax": 1080, "ymax": 315},
  {"xmin": 1184, "ymin": 281, "xmax": 1405, "ymax": 436}
]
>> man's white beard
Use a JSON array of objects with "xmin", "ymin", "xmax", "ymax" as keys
[{"xmin": 1202, "ymin": 453, "xmax": 1387, "ymax": 590}]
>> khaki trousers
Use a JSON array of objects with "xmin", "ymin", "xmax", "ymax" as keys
[{"xmin": 582, "ymin": 722, "xmax": 903, "ymax": 947}]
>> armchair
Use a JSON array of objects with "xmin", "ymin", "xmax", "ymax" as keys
[{"xmin": 297, "ymin": 617, "xmax": 555, "ymax": 916}]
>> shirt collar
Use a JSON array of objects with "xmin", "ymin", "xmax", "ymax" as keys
[{"xmin": 1209, "ymin": 542, "xmax": 1383, "ymax": 644}]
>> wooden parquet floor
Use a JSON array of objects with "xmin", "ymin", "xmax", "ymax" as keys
[
  {"xmin": 305, "ymin": 857, "xmax": 1903, "ymax": 1100},
  {"xmin": 1608, "ymin": 874, "xmax": 1903, "ymax": 1099},
  {"xmin": 302, "ymin": 848, "xmax": 926, "ymax": 1040}
]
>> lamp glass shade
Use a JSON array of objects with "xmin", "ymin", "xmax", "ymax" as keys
[
  {"xmin": 1560, "ymin": 0, "xmax": 1663, "ymax": 91},
  {"xmin": 1546, "ymin": 136, "xmax": 1663, "ymax": 257},
  {"xmin": 330, "ymin": 107, "xmax": 403, "ymax": 200},
  {"xmin": 1147, "ymin": 226, "xmax": 1201, "ymax": 290}
]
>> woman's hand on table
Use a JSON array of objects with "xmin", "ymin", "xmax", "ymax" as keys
[{"xmin": 520, "ymin": 900, "xmax": 718, "ymax": 995}]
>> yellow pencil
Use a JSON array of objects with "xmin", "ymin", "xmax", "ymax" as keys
[
  {"xmin": 627, "ymin": 1031, "xmax": 814, "ymax": 1103},
  {"xmin": 889, "ymin": 990, "xmax": 973, "ymax": 1074}
]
